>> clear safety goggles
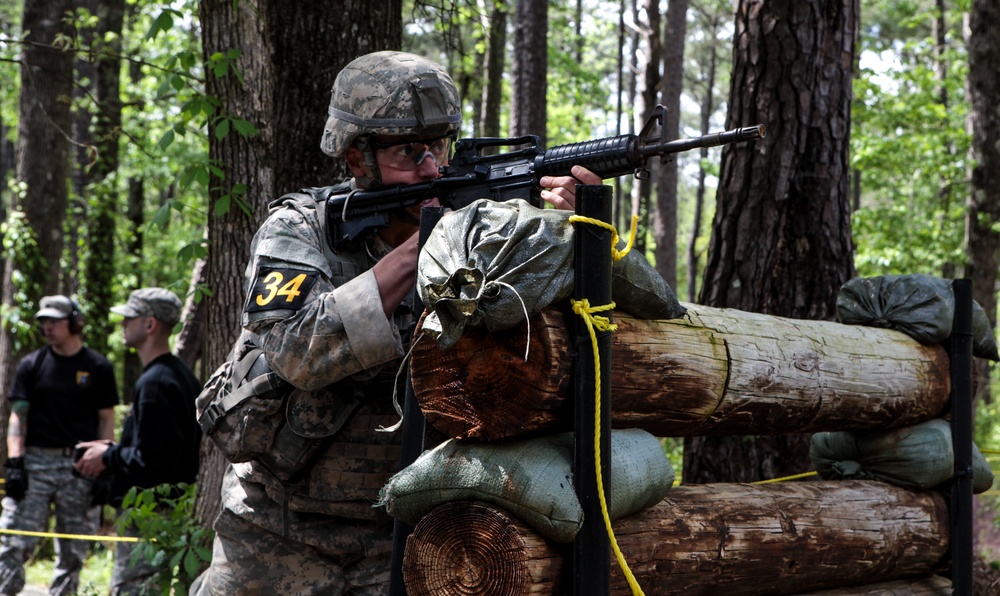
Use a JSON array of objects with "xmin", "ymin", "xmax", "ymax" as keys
[{"xmin": 370, "ymin": 135, "xmax": 453, "ymax": 171}]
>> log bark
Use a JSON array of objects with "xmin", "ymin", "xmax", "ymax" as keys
[
  {"xmin": 794, "ymin": 576, "xmax": 951, "ymax": 595},
  {"xmin": 410, "ymin": 303, "xmax": 951, "ymax": 441},
  {"xmin": 402, "ymin": 481, "xmax": 949, "ymax": 596}
]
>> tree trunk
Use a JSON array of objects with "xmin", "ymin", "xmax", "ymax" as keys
[
  {"xmin": 652, "ymin": 0, "xmax": 688, "ymax": 289},
  {"xmin": 0, "ymin": 0, "xmax": 76, "ymax": 459},
  {"xmin": 509, "ymin": 0, "xmax": 547, "ymax": 142},
  {"xmin": 121, "ymin": 176, "xmax": 144, "ymax": 399},
  {"xmin": 175, "ymin": 256, "xmax": 207, "ymax": 372},
  {"xmin": 81, "ymin": 0, "xmax": 125, "ymax": 359},
  {"xmin": 478, "ymin": 0, "xmax": 507, "ymax": 140},
  {"xmin": 632, "ymin": 0, "xmax": 660, "ymax": 255},
  {"xmin": 965, "ymin": 0, "xmax": 1000, "ymax": 407},
  {"xmin": 409, "ymin": 305, "xmax": 949, "ymax": 442},
  {"xmin": 196, "ymin": 0, "xmax": 402, "ymax": 525},
  {"xmin": 402, "ymin": 482, "xmax": 949, "ymax": 596},
  {"xmin": 689, "ymin": 0, "xmax": 858, "ymax": 484}
]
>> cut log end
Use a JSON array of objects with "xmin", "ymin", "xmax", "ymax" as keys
[
  {"xmin": 404, "ymin": 501, "xmax": 556, "ymax": 596},
  {"xmin": 412, "ymin": 310, "xmax": 573, "ymax": 441}
]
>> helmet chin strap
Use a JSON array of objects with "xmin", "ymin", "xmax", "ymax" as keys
[
  {"xmin": 358, "ymin": 148, "xmax": 383, "ymax": 189},
  {"xmin": 354, "ymin": 136, "xmax": 383, "ymax": 189}
]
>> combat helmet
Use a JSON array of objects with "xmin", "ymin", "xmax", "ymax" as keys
[{"xmin": 320, "ymin": 51, "xmax": 462, "ymax": 161}]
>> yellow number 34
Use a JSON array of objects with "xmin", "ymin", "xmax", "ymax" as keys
[
  {"xmin": 256, "ymin": 271, "xmax": 309, "ymax": 306},
  {"xmin": 245, "ymin": 266, "xmax": 318, "ymax": 313}
]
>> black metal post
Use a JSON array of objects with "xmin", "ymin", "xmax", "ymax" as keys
[
  {"xmin": 950, "ymin": 279, "xmax": 973, "ymax": 596},
  {"xmin": 572, "ymin": 184, "xmax": 612, "ymax": 596},
  {"xmin": 388, "ymin": 206, "xmax": 444, "ymax": 596}
]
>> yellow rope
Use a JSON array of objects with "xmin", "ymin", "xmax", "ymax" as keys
[
  {"xmin": 0, "ymin": 486, "xmax": 140, "ymax": 542},
  {"xmin": 568, "ymin": 214, "xmax": 638, "ymax": 261},
  {"xmin": 0, "ymin": 528, "xmax": 139, "ymax": 542},
  {"xmin": 571, "ymin": 297, "xmax": 645, "ymax": 595},
  {"xmin": 568, "ymin": 210, "xmax": 644, "ymax": 595},
  {"xmin": 753, "ymin": 471, "xmax": 819, "ymax": 484}
]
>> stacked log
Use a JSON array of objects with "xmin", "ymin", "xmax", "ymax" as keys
[
  {"xmin": 409, "ymin": 303, "xmax": 951, "ymax": 441},
  {"xmin": 402, "ymin": 481, "xmax": 950, "ymax": 596},
  {"xmin": 796, "ymin": 577, "xmax": 951, "ymax": 595}
]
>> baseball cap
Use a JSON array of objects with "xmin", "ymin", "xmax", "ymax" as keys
[
  {"xmin": 111, "ymin": 288, "xmax": 182, "ymax": 327},
  {"xmin": 35, "ymin": 295, "xmax": 75, "ymax": 320}
]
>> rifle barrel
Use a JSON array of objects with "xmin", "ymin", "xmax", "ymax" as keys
[{"xmin": 642, "ymin": 124, "xmax": 766, "ymax": 158}]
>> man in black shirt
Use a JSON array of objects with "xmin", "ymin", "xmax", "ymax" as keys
[
  {"xmin": 75, "ymin": 287, "xmax": 202, "ymax": 595},
  {"xmin": 0, "ymin": 295, "xmax": 118, "ymax": 596}
]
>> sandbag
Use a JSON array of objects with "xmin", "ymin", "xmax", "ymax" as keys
[
  {"xmin": 417, "ymin": 199, "xmax": 686, "ymax": 350},
  {"xmin": 376, "ymin": 428, "xmax": 675, "ymax": 543},
  {"xmin": 810, "ymin": 418, "xmax": 994, "ymax": 494},
  {"xmin": 836, "ymin": 273, "xmax": 999, "ymax": 361}
]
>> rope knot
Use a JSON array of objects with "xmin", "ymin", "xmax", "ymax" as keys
[{"xmin": 568, "ymin": 214, "xmax": 639, "ymax": 261}]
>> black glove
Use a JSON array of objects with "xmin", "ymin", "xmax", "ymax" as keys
[{"xmin": 4, "ymin": 457, "xmax": 27, "ymax": 501}]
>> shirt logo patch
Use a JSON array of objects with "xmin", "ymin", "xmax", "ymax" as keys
[
  {"xmin": 245, "ymin": 266, "xmax": 319, "ymax": 313},
  {"xmin": 76, "ymin": 371, "xmax": 91, "ymax": 387}
]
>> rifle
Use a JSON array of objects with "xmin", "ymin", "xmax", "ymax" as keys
[{"xmin": 326, "ymin": 104, "xmax": 765, "ymax": 250}]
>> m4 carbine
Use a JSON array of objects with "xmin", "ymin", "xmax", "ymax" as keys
[{"xmin": 326, "ymin": 104, "xmax": 765, "ymax": 250}]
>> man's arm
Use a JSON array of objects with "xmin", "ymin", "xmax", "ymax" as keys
[
  {"xmin": 6, "ymin": 401, "xmax": 28, "ymax": 458},
  {"xmin": 96, "ymin": 407, "xmax": 115, "ymax": 442}
]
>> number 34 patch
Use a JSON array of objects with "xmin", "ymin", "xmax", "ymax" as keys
[{"xmin": 245, "ymin": 266, "xmax": 319, "ymax": 313}]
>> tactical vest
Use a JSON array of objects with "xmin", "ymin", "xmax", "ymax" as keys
[{"xmin": 197, "ymin": 183, "xmax": 412, "ymax": 518}]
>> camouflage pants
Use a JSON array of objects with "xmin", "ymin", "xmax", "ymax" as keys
[
  {"xmin": 0, "ymin": 452, "xmax": 99, "ymax": 595},
  {"xmin": 189, "ymin": 508, "xmax": 391, "ymax": 596},
  {"xmin": 109, "ymin": 515, "xmax": 158, "ymax": 596}
]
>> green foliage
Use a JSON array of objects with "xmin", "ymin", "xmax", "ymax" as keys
[
  {"xmin": 661, "ymin": 437, "xmax": 684, "ymax": 482},
  {"xmin": 117, "ymin": 482, "xmax": 214, "ymax": 595},
  {"xmin": 545, "ymin": 2, "xmax": 620, "ymax": 146},
  {"xmin": 0, "ymin": 208, "xmax": 45, "ymax": 352},
  {"xmin": 851, "ymin": 2, "xmax": 970, "ymax": 278}
]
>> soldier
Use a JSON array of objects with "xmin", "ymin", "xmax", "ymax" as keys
[
  {"xmin": 74, "ymin": 287, "xmax": 202, "ymax": 595},
  {"xmin": 0, "ymin": 295, "xmax": 119, "ymax": 595},
  {"xmin": 191, "ymin": 51, "xmax": 599, "ymax": 594}
]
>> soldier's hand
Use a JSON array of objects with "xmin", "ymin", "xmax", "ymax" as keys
[{"xmin": 538, "ymin": 165, "xmax": 603, "ymax": 211}]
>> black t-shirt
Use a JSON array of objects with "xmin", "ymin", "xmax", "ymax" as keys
[
  {"xmin": 8, "ymin": 346, "xmax": 119, "ymax": 448},
  {"xmin": 104, "ymin": 353, "xmax": 202, "ymax": 502}
]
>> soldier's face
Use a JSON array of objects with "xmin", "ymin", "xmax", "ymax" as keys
[
  {"xmin": 375, "ymin": 136, "xmax": 444, "ymax": 221},
  {"xmin": 38, "ymin": 317, "xmax": 72, "ymax": 345},
  {"xmin": 375, "ymin": 136, "xmax": 447, "ymax": 186},
  {"xmin": 121, "ymin": 316, "xmax": 150, "ymax": 349}
]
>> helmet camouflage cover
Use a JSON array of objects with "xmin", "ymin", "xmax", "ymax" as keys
[{"xmin": 320, "ymin": 51, "xmax": 462, "ymax": 157}]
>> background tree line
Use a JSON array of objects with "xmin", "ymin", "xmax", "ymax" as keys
[{"xmin": 0, "ymin": 0, "xmax": 997, "ymax": 555}]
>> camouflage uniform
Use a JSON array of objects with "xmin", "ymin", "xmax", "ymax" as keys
[
  {"xmin": 191, "ymin": 188, "xmax": 413, "ymax": 595},
  {"xmin": 0, "ymin": 453, "xmax": 99, "ymax": 595},
  {"xmin": 192, "ymin": 50, "xmax": 461, "ymax": 596}
]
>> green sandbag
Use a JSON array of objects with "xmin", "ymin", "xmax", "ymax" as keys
[
  {"xmin": 810, "ymin": 419, "xmax": 994, "ymax": 493},
  {"xmin": 376, "ymin": 428, "xmax": 674, "ymax": 543},
  {"xmin": 836, "ymin": 273, "xmax": 999, "ymax": 361},
  {"xmin": 417, "ymin": 198, "xmax": 686, "ymax": 351}
]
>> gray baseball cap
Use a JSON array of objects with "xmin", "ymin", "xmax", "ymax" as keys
[
  {"xmin": 35, "ymin": 295, "xmax": 75, "ymax": 319},
  {"xmin": 111, "ymin": 288, "xmax": 182, "ymax": 327}
]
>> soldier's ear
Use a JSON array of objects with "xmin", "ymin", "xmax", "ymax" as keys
[{"xmin": 345, "ymin": 146, "xmax": 368, "ymax": 178}]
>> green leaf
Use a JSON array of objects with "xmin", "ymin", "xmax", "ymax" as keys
[
  {"xmin": 183, "ymin": 550, "xmax": 201, "ymax": 578},
  {"xmin": 156, "ymin": 129, "xmax": 176, "ymax": 152},
  {"xmin": 214, "ymin": 195, "xmax": 231, "ymax": 216},
  {"xmin": 214, "ymin": 118, "xmax": 230, "ymax": 140},
  {"xmin": 231, "ymin": 118, "xmax": 258, "ymax": 137}
]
